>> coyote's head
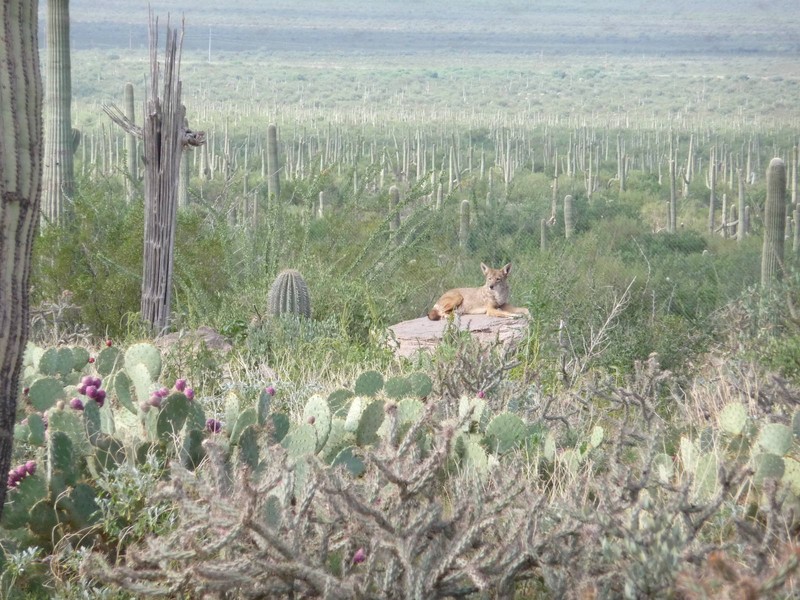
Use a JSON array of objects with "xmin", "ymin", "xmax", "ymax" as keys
[{"xmin": 481, "ymin": 262, "xmax": 511, "ymax": 302}]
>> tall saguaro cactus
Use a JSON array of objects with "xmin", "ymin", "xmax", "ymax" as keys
[
  {"xmin": 41, "ymin": 0, "xmax": 74, "ymax": 227},
  {"xmin": 761, "ymin": 157, "xmax": 787, "ymax": 288},
  {"xmin": 124, "ymin": 82, "xmax": 138, "ymax": 201},
  {"xmin": 267, "ymin": 123, "xmax": 280, "ymax": 200},
  {"xmin": 104, "ymin": 16, "xmax": 205, "ymax": 335},
  {"xmin": 0, "ymin": 0, "xmax": 43, "ymax": 521}
]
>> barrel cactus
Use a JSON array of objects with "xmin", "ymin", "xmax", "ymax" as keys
[{"xmin": 267, "ymin": 269, "xmax": 311, "ymax": 318}]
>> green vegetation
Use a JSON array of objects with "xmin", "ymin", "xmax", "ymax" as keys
[{"xmin": 6, "ymin": 1, "xmax": 800, "ymax": 597}]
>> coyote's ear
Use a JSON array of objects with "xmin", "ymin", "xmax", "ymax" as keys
[
  {"xmin": 480, "ymin": 262, "xmax": 489, "ymax": 274},
  {"xmin": 502, "ymin": 263, "xmax": 512, "ymax": 275}
]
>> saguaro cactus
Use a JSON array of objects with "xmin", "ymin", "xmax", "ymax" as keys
[
  {"xmin": 761, "ymin": 157, "xmax": 787, "ymax": 288},
  {"xmin": 124, "ymin": 82, "xmax": 138, "ymax": 200},
  {"xmin": 0, "ymin": 0, "xmax": 44, "ymax": 520},
  {"xmin": 267, "ymin": 123, "xmax": 280, "ymax": 200},
  {"xmin": 41, "ymin": 0, "xmax": 74, "ymax": 227},
  {"xmin": 564, "ymin": 194, "xmax": 575, "ymax": 239},
  {"xmin": 104, "ymin": 17, "xmax": 205, "ymax": 335}
]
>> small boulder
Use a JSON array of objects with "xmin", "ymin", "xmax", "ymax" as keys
[{"xmin": 388, "ymin": 314, "xmax": 527, "ymax": 359}]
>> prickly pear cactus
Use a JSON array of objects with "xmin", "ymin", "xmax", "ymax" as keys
[
  {"xmin": 719, "ymin": 403, "xmax": 748, "ymax": 436},
  {"xmin": 484, "ymin": 413, "xmax": 526, "ymax": 455},
  {"xmin": 354, "ymin": 370, "xmax": 384, "ymax": 396},
  {"xmin": 267, "ymin": 269, "xmax": 311, "ymax": 318},
  {"xmin": 303, "ymin": 394, "xmax": 332, "ymax": 452},
  {"xmin": 756, "ymin": 423, "xmax": 793, "ymax": 456},
  {"xmin": 124, "ymin": 342, "xmax": 162, "ymax": 380}
]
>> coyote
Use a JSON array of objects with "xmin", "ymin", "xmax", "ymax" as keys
[{"xmin": 428, "ymin": 263, "xmax": 530, "ymax": 320}]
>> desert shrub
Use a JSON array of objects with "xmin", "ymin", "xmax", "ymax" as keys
[{"xmin": 32, "ymin": 176, "xmax": 144, "ymax": 339}]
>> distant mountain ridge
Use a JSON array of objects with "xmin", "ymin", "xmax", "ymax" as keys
[{"xmin": 40, "ymin": 0, "xmax": 800, "ymax": 57}]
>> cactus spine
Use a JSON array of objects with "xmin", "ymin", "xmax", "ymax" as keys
[
  {"xmin": 267, "ymin": 123, "xmax": 280, "ymax": 200},
  {"xmin": 0, "ymin": 0, "xmax": 44, "ymax": 521},
  {"xmin": 761, "ymin": 157, "xmax": 787, "ymax": 287},
  {"xmin": 41, "ymin": 0, "xmax": 74, "ymax": 227},
  {"xmin": 267, "ymin": 269, "xmax": 311, "ymax": 318}
]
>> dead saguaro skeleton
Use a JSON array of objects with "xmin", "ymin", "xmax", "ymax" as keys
[{"xmin": 104, "ymin": 15, "xmax": 205, "ymax": 335}]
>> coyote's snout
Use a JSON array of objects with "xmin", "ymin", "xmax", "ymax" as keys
[{"xmin": 427, "ymin": 262, "xmax": 530, "ymax": 320}]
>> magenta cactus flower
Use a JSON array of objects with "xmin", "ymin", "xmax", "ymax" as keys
[
  {"xmin": 185, "ymin": 388, "xmax": 195, "ymax": 401},
  {"xmin": 174, "ymin": 378, "xmax": 187, "ymax": 392},
  {"xmin": 205, "ymin": 418, "xmax": 222, "ymax": 433},
  {"xmin": 70, "ymin": 397, "xmax": 85, "ymax": 411},
  {"xmin": 352, "ymin": 548, "xmax": 367, "ymax": 564}
]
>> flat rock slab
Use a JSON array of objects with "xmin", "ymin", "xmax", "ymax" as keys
[{"xmin": 388, "ymin": 315, "xmax": 528, "ymax": 359}]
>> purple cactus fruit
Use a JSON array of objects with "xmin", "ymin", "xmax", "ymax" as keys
[
  {"xmin": 70, "ymin": 397, "xmax": 85, "ymax": 411},
  {"xmin": 24, "ymin": 461, "xmax": 36, "ymax": 476},
  {"xmin": 7, "ymin": 475, "xmax": 18, "ymax": 488},
  {"xmin": 308, "ymin": 415, "xmax": 316, "ymax": 425},
  {"xmin": 92, "ymin": 377, "xmax": 102, "ymax": 388},
  {"xmin": 81, "ymin": 375, "xmax": 93, "ymax": 386},
  {"xmin": 77, "ymin": 383, "xmax": 88, "ymax": 395},
  {"xmin": 265, "ymin": 386, "xmax": 276, "ymax": 396},
  {"xmin": 139, "ymin": 401, "xmax": 151, "ymax": 412},
  {"xmin": 205, "ymin": 418, "xmax": 222, "ymax": 434},
  {"xmin": 148, "ymin": 395, "xmax": 162, "ymax": 408},
  {"xmin": 352, "ymin": 548, "xmax": 367, "ymax": 564},
  {"xmin": 96, "ymin": 388, "xmax": 107, "ymax": 403},
  {"xmin": 15, "ymin": 465, "xmax": 28, "ymax": 479},
  {"xmin": 174, "ymin": 378, "xmax": 187, "ymax": 392},
  {"xmin": 185, "ymin": 388, "xmax": 195, "ymax": 401},
  {"xmin": 157, "ymin": 387, "xmax": 169, "ymax": 398},
  {"xmin": 85, "ymin": 385, "xmax": 99, "ymax": 399},
  {"xmin": 477, "ymin": 390, "xmax": 485, "ymax": 399}
]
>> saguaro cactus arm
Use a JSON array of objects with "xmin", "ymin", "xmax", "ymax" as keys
[{"xmin": 0, "ymin": 0, "xmax": 44, "ymax": 521}]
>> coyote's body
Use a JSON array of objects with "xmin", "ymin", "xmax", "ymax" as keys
[{"xmin": 428, "ymin": 263, "xmax": 529, "ymax": 320}]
